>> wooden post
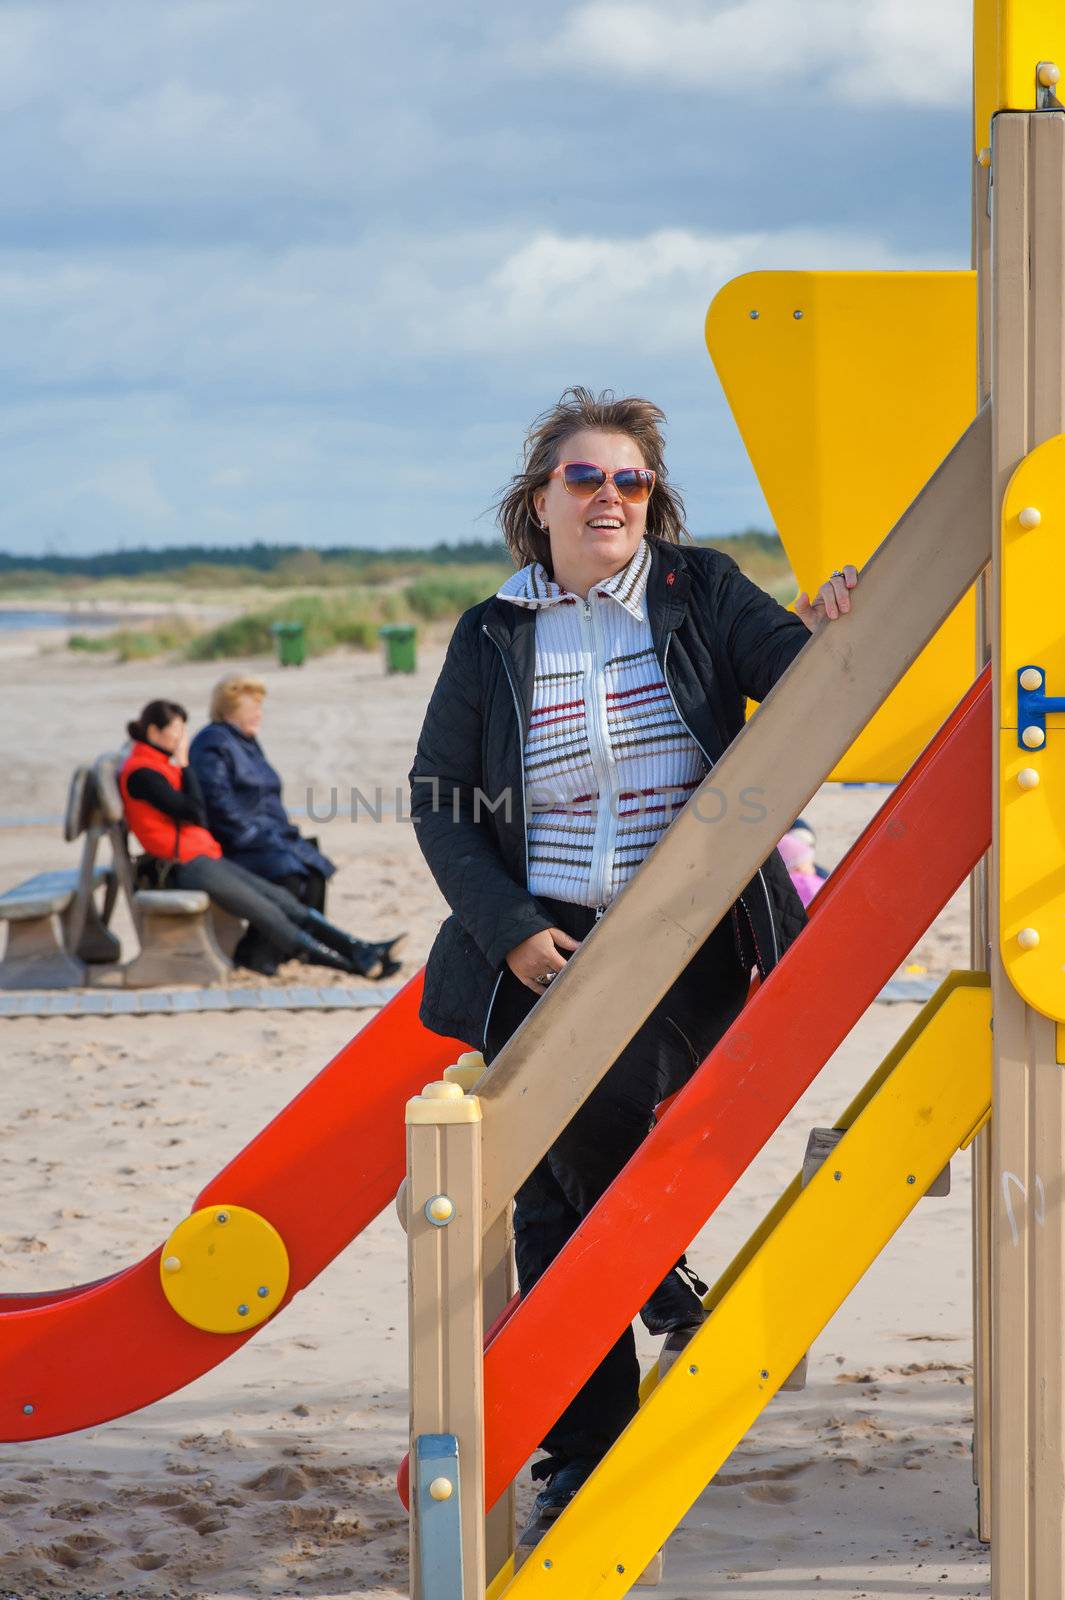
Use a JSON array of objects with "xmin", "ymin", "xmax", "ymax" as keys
[
  {"xmin": 440, "ymin": 1052, "xmax": 517, "ymax": 1577},
  {"xmin": 482, "ymin": 1204, "xmax": 516, "ymax": 1580},
  {"xmin": 407, "ymin": 1082, "xmax": 486, "ymax": 1600},
  {"xmin": 971, "ymin": 142, "xmax": 994, "ymax": 1546},
  {"xmin": 989, "ymin": 109, "xmax": 1065, "ymax": 1597}
]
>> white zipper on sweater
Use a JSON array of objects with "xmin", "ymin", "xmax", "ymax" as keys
[{"xmin": 581, "ymin": 595, "xmax": 618, "ymax": 909}]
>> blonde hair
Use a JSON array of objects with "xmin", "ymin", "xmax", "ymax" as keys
[
  {"xmin": 495, "ymin": 386, "xmax": 689, "ymax": 573},
  {"xmin": 209, "ymin": 673, "xmax": 267, "ymax": 723}
]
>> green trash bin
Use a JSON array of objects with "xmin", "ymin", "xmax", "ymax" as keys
[
  {"xmin": 379, "ymin": 624, "xmax": 417, "ymax": 675},
  {"xmin": 271, "ymin": 621, "xmax": 306, "ymax": 668}
]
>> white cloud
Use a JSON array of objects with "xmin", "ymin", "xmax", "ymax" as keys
[
  {"xmin": 550, "ymin": 0, "xmax": 970, "ymax": 107},
  {"xmin": 0, "ymin": 224, "xmax": 958, "ymax": 401},
  {"xmin": 76, "ymin": 461, "xmax": 177, "ymax": 525}
]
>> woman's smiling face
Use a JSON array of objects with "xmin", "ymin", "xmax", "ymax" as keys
[{"xmin": 533, "ymin": 428, "xmax": 650, "ymax": 589}]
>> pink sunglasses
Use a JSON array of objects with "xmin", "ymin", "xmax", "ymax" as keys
[{"xmin": 550, "ymin": 461, "xmax": 656, "ymax": 503}]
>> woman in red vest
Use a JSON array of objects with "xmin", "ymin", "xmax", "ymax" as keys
[{"xmin": 120, "ymin": 699, "xmax": 403, "ymax": 979}]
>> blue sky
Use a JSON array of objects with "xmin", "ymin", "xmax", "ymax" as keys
[{"xmin": 0, "ymin": 0, "xmax": 971, "ymax": 556}]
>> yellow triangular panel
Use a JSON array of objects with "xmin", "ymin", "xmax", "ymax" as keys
[{"xmin": 706, "ymin": 270, "xmax": 978, "ymax": 782}]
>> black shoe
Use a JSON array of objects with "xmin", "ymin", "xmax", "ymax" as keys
[
  {"xmin": 232, "ymin": 930, "xmax": 280, "ymax": 977},
  {"xmin": 640, "ymin": 1258, "xmax": 708, "ymax": 1336},
  {"xmin": 304, "ymin": 914, "xmax": 406, "ymax": 979},
  {"xmin": 291, "ymin": 931, "xmax": 363, "ymax": 975},
  {"xmin": 368, "ymin": 934, "xmax": 406, "ymax": 979},
  {"xmin": 515, "ymin": 1457, "xmax": 598, "ymax": 1567}
]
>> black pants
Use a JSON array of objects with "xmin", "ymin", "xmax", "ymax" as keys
[
  {"xmin": 484, "ymin": 897, "xmax": 749, "ymax": 1469},
  {"xmin": 226, "ymin": 867, "xmax": 328, "ymax": 969},
  {"xmin": 170, "ymin": 857, "xmax": 317, "ymax": 961}
]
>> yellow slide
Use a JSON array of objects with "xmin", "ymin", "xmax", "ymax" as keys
[{"xmin": 495, "ymin": 972, "xmax": 991, "ymax": 1597}]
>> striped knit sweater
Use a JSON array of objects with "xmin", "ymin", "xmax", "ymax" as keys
[{"xmin": 495, "ymin": 539, "xmax": 706, "ymax": 909}]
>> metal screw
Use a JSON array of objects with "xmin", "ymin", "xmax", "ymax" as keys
[
  {"xmin": 760, "ymin": 1369, "xmax": 770, "ymax": 1380},
  {"xmin": 833, "ymin": 1171, "xmax": 842, "ymax": 1182},
  {"xmin": 688, "ymin": 1364, "xmax": 699, "ymax": 1375},
  {"xmin": 257, "ymin": 1286, "xmax": 269, "ymax": 1298},
  {"xmin": 543, "ymin": 1558, "xmax": 553, "ymax": 1569},
  {"xmin": 237, "ymin": 1304, "xmax": 249, "ymax": 1317},
  {"xmin": 617, "ymin": 1564, "xmax": 626, "ymax": 1574},
  {"xmin": 907, "ymin": 1175, "xmax": 916, "ymax": 1185},
  {"xmin": 21, "ymin": 1403, "xmax": 33, "ymax": 1416},
  {"xmin": 793, "ymin": 309, "xmax": 804, "ymax": 319},
  {"xmin": 749, "ymin": 309, "xmax": 759, "ymax": 319},
  {"xmin": 425, "ymin": 1194, "xmax": 455, "ymax": 1227},
  {"xmin": 216, "ymin": 1211, "xmax": 229, "ymax": 1224}
]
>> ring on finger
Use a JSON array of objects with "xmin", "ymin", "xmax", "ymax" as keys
[{"xmin": 537, "ymin": 971, "xmax": 556, "ymax": 986}]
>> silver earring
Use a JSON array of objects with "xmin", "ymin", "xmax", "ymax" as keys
[{"xmin": 539, "ymin": 520, "xmax": 548, "ymax": 532}]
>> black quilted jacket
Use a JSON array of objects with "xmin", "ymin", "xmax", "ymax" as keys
[{"xmin": 410, "ymin": 538, "xmax": 810, "ymax": 1047}]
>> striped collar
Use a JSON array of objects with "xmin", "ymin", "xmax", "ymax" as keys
[{"xmin": 496, "ymin": 538, "xmax": 651, "ymax": 620}]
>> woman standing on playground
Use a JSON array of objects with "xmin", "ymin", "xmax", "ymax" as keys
[{"xmin": 410, "ymin": 387, "xmax": 856, "ymax": 1551}]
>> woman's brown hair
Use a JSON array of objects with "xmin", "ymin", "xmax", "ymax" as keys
[{"xmin": 495, "ymin": 386, "xmax": 689, "ymax": 572}]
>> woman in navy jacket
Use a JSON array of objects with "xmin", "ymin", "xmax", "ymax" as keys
[
  {"xmin": 189, "ymin": 673, "xmax": 331, "ymax": 895},
  {"xmin": 190, "ymin": 673, "xmax": 341, "ymax": 972}
]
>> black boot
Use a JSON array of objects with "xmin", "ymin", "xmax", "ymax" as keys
[
  {"xmin": 639, "ymin": 1258, "xmax": 708, "ymax": 1336},
  {"xmin": 304, "ymin": 912, "xmax": 406, "ymax": 979},
  {"xmin": 290, "ymin": 930, "xmax": 364, "ymax": 975},
  {"xmin": 515, "ymin": 1457, "xmax": 598, "ymax": 1568}
]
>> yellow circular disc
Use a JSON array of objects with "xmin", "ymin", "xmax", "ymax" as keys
[{"xmin": 159, "ymin": 1204, "xmax": 290, "ymax": 1334}]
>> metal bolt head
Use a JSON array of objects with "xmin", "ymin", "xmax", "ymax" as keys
[
  {"xmin": 543, "ymin": 1558, "xmax": 553, "ymax": 1569},
  {"xmin": 21, "ymin": 1403, "xmax": 33, "ymax": 1416},
  {"xmin": 425, "ymin": 1194, "xmax": 455, "ymax": 1226},
  {"xmin": 906, "ymin": 1174, "xmax": 916, "ymax": 1185},
  {"xmin": 1018, "ymin": 927, "xmax": 1041, "ymax": 951},
  {"xmin": 237, "ymin": 1304, "xmax": 250, "ymax": 1317},
  {"xmin": 617, "ymin": 1564, "xmax": 626, "ymax": 1574},
  {"xmin": 162, "ymin": 1255, "xmax": 182, "ymax": 1274},
  {"xmin": 257, "ymin": 1285, "xmax": 269, "ymax": 1298},
  {"xmin": 760, "ymin": 1368, "xmax": 770, "ymax": 1380},
  {"xmin": 688, "ymin": 1364, "xmax": 699, "ymax": 1375},
  {"xmin": 1038, "ymin": 61, "xmax": 1061, "ymax": 87},
  {"xmin": 1022, "ymin": 725, "xmax": 1046, "ymax": 749},
  {"xmin": 1018, "ymin": 767, "xmax": 1041, "ymax": 791},
  {"xmin": 1020, "ymin": 667, "xmax": 1044, "ymax": 691},
  {"xmin": 1018, "ymin": 505, "xmax": 1042, "ymax": 529},
  {"xmin": 428, "ymin": 1476, "xmax": 453, "ymax": 1501},
  {"xmin": 793, "ymin": 309, "xmax": 804, "ymax": 319},
  {"xmin": 833, "ymin": 1170, "xmax": 842, "ymax": 1182},
  {"xmin": 215, "ymin": 1211, "xmax": 229, "ymax": 1224},
  {"xmin": 749, "ymin": 309, "xmax": 759, "ymax": 320}
]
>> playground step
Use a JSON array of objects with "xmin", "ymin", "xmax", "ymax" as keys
[{"xmin": 782, "ymin": 1127, "xmax": 952, "ymax": 1394}]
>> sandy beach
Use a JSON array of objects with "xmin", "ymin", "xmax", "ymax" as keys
[{"xmin": 0, "ymin": 623, "xmax": 987, "ymax": 1599}]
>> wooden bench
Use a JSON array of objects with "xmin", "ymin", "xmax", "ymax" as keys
[
  {"xmin": 0, "ymin": 756, "xmax": 235, "ymax": 991},
  {"xmin": 0, "ymin": 865, "xmax": 116, "ymax": 989}
]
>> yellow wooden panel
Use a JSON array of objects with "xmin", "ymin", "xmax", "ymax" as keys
[
  {"xmin": 502, "ymin": 976, "xmax": 991, "ymax": 1597},
  {"xmin": 706, "ymin": 270, "xmax": 977, "ymax": 781},
  {"xmin": 998, "ymin": 436, "xmax": 1065, "ymax": 1020},
  {"xmin": 974, "ymin": 0, "xmax": 1065, "ymax": 153}
]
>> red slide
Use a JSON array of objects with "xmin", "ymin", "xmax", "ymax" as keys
[
  {"xmin": 398, "ymin": 667, "xmax": 992, "ymax": 1508},
  {"xmin": 0, "ymin": 974, "xmax": 466, "ymax": 1442}
]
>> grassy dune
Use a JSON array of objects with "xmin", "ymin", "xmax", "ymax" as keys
[{"xmin": 38, "ymin": 535, "xmax": 794, "ymax": 663}]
